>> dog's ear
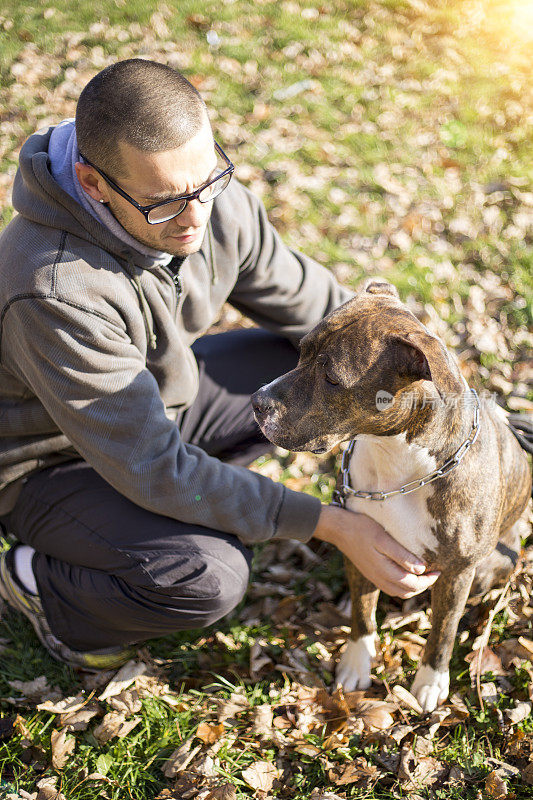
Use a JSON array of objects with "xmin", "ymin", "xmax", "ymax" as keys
[
  {"xmin": 391, "ymin": 331, "xmax": 464, "ymax": 398},
  {"xmin": 359, "ymin": 277, "xmax": 400, "ymax": 298}
]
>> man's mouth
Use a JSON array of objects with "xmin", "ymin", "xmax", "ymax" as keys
[{"xmin": 168, "ymin": 231, "xmax": 200, "ymax": 243}]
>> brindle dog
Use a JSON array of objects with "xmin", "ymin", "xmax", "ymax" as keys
[{"xmin": 252, "ymin": 279, "xmax": 531, "ymax": 712}]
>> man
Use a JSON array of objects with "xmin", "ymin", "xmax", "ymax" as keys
[{"xmin": 0, "ymin": 59, "xmax": 438, "ymax": 670}]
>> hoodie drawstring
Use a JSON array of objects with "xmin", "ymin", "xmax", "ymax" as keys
[
  {"xmin": 207, "ymin": 222, "xmax": 217, "ymax": 285},
  {"xmin": 123, "ymin": 259, "xmax": 157, "ymax": 350},
  {"xmin": 122, "ymin": 226, "xmax": 216, "ymax": 350}
]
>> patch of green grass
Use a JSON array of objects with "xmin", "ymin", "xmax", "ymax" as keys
[{"xmin": 0, "ymin": 0, "xmax": 532, "ymax": 797}]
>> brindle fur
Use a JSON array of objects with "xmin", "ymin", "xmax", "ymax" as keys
[{"xmin": 253, "ymin": 278, "xmax": 532, "ymax": 699}]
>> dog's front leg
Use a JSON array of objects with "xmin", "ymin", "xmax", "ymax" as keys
[
  {"xmin": 411, "ymin": 566, "xmax": 475, "ymax": 712},
  {"xmin": 336, "ymin": 556, "xmax": 379, "ymax": 691}
]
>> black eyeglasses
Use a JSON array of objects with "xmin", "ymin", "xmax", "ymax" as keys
[{"xmin": 79, "ymin": 141, "xmax": 234, "ymax": 224}]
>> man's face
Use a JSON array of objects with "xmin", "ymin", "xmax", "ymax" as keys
[{"xmin": 102, "ymin": 120, "xmax": 217, "ymax": 257}]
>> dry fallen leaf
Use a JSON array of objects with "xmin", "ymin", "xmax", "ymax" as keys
[
  {"xmin": 106, "ymin": 689, "xmax": 142, "ymax": 716},
  {"xmin": 241, "ymin": 761, "xmax": 280, "ymax": 792},
  {"xmin": 353, "ymin": 700, "xmax": 396, "ymax": 731},
  {"xmin": 466, "ymin": 645, "xmax": 506, "ymax": 682},
  {"xmin": 60, "ymin": 702, "xmax": 100, "ymax": 732},
  {"xmin": 133, "ymin": 674, "xmax": 173, "ymax": 699},
  {"xmin": 35, "ymin": 777, "xmax": 66, "ymax": 800},
  {"xmin": 251, "ymin": 704, "xmax": 274, "ymax": 737},
  {"xmin": 447, "ymin": 763, "xmax": 472, "ymax": 785},
  {"xmin": 92, "ymin": 711, "xmax": 141, "ymax": 744},
  {"xmin": 485, "ymin": 770, "xmax": 509, "ymax": 798},
  {"xmin": 85, "ymin": 772, "xmax": 115, "ymax": 783},
  {"xmin": 414, "ymin": 736, "xmax": 434, "ymax": 757},
  {"xmin": 328, "ymin": 757, "xmax": 379, "ymax": 787},
  {"xmin": 505, "ymin": 729, "xmax": 528, "ymax": 759},
  {"xmin": 37, "ymin": 694, "xmax": 87, "ymax": 715},
  {"xmin": 98, "ymin": 661, "xmax": 148, "ymax": 701},
  {"xmin": 479, "ymin": 682, "xmax": 499, "ymax": 706},
  {"xmin": 309, "ymin": 794, "xmax": 345, "ymax": 800},
  {"xmin": 517, "ymin": 636, "xmax": 533, "ymax": 655},
  {"xmin": 486, "ymin": 759, "xmax": 520, "ymax": 780},
  {"xmin": 503, "ymin": 701, "xmax": 532, "ymax": 725},
  {"xmin": 439, "ymin": 694, "xmax": 469, "ymax": 726},
  {"xmin": 390, "ymin": 684, "xmax": 424, "ymax": 714},
  {"xmin": 382, "ymin": 609, "xmax": 431, "ymax": 631},
  {"xmin": 394, "ymin": 636, "xmax": 423, "ymax": 661},
  {"xmin": 8, "ymin": 677, "xmax": 60, "ymax": 704},
  {"xmin": 162, "ymin": 738, "xmax": 201, "ymax": 778},
  {"xmin": 389, "ymin": 723, "xmax": 414, "ymax": 745},
  {"xmin": 195, "ymin": 754, "xmax": 218, "ymax": 778},
  {"xmin": 50, "ymin": 728, "xmax": 75, "ymax": 770},
  {"xmin": 249, "ymin": 641, "xmax": 274, "ymax": 679},
  {"xmin": 154, "ymin": 781, "xmax": 192, "ymax": 798},
  {"xmin": 397, "ymin": 745, "xmax": 417, "ymax": 786},
  {"xmin": 196, "ymin": 722, "xmax": 225, "ymax": 744},
  {"xmin": 496, "ymin": 638, "xmax": 533, "ymax": 669},
  {"xmin": 204, "ymin": 786, "xmax": 237, "ymax": 800},
  {"xmin": 213, "ymin": 691, "xmax": 250, "ymax": 722},
  {"xmin": 314, "ymin": 687, "xmax": 351, "ymax": 735},
  {"xmin": 272, "ymin": 595, "xmax": 300, "ymax": 623},
  {"xmin": 413, "ymin": 756, "xmax": 448, "ymax": 787},
  {"xmin": 295, "ymin": 744, "xmax": 321, "ymax": 757}
]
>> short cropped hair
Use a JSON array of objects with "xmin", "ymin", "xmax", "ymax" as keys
[{"xmin": 76, "ymin": 59, "xmax": 208, "ymax": 178}]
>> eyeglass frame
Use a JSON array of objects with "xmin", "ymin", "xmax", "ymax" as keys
[{"xmin": 78, "ymin": 141, "xmax": 235, "ymax": 225}]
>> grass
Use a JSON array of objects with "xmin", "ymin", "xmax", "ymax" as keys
[{"xmin": 0, "ymin": 0, "xmax": 532, "ymax": 797}]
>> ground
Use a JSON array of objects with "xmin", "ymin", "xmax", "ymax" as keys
[{"xmin": 0, "ymin": 1, "xmax": 532, "ymax": 798}]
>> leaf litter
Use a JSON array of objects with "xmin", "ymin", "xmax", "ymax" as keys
[{"xmin": 0, "ymin": 0, "xmax": 532, "ymax": 797}]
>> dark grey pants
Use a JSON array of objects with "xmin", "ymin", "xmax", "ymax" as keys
[{"xmin": 0, "ymin": 329, "xmax": 298, "ymax": 651}]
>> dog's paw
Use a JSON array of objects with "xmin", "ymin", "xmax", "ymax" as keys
[
  {"xmin": 335, "ymin": 635, "xmax": 375, "ymax": 692},
  {"xmin": 411, "ymin": 664, "xmax": 449, "ymax": 712}
]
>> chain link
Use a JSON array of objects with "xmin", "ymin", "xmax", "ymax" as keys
[{"xmin": 331, "ymin": 388, "xmax": 480, "ymax": 507}]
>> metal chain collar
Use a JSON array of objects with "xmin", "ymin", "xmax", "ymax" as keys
[{"xmin": 331, "ymin": 388, "xmax": 480, "ymax": 507}]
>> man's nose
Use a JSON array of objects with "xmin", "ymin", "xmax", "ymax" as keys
[{"xmin": 175, "ymin": 198, "xmax": 209, "ymax": 228}]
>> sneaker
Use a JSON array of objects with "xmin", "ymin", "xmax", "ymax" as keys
[{"xmin": 0, "ymin": 545, "xmax": 135, "ymax": 670}]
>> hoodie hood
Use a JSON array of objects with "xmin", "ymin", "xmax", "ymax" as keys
[
  {"xmin": 48, "ymin": 118, "xmax": 173, "ymax": 265},
  {"xmin": 12, "ymin": 125, "xmax": 204, "ymax": 273}
]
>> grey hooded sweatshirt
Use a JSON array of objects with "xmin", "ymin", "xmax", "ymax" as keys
[{"xmin": 0, "ymin": 125, "xmax": 353, "ymax": 542}]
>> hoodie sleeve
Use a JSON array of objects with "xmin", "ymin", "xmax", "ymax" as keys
[
  {"xmin": 0, "ymin": 296, "xmax": 321, "ymax": 544},
  {"xmin": 225, "ymin": 181, "xmax": 354, "ymax": 345}
]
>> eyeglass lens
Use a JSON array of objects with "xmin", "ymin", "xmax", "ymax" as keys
[{"xmin": 147, "ymin": 167, "xmax": 232, "ymax": 224}]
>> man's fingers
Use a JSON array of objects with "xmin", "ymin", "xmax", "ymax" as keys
[
  {"xmin": 375, "ymin": 529, "xmax": 427, "ymax": 574},
  {"xmin": 382, "ymin": 562, "xmax": 440, "ymax": 598}
]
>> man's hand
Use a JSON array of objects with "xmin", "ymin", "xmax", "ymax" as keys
[{"xmin": 313, "ymin": 504, "xmax": 440, "ymax": 598}]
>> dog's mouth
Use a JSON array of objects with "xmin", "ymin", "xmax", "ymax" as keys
[
  {"xmin": 254, "ymin": 411, "xmax": 300, "ymax": 449},
  {"xmin": 252, "ymin": 385, "xmax": 346, "ymax": 453},
  {"xmin": 254, "ymin": 411, "xmax": 336, "ymax": 454}
]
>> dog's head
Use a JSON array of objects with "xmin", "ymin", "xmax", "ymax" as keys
[{"xmin": 252, "ymin": 279, "xmax": 465, "ymax": 453}]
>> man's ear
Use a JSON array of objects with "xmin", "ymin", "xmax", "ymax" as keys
[
  {"xmin": 74, "ymin": 162, "xmax": 110, "ymax": 204},
  {"xmin": 391, "ymin": 331, "xmax": 464, "ymax": 398}
]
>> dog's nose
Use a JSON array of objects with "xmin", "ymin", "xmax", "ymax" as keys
[{"xmin": 251, "ymin": 390, "xmax": 274, "ymax": 416}]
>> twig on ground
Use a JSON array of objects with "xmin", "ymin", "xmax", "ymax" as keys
[
  {"xmin": 382, "ymin": 676, "xmax": 411, "ymax": 725},
  {"xmin": 475, "ymin": 579, "xmax": 512, "ymax": 712}
]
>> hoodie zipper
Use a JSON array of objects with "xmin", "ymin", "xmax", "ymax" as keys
[{"xmin": 161, "ymin": 264, "xmax": 182, "ymax": 314}]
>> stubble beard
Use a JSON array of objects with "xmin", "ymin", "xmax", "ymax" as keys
[{"xmin": 106, "ymin": 198, "xmax": 207, "ymax": 257}]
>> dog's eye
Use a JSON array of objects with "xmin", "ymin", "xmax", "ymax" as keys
[{"xmin": 325, "ymin": 375, "xmax": 339, "ymax": 386}]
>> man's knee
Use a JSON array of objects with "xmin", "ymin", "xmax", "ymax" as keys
[
  {"xmin": 195, "ymin": 559, "xmax": 251, "ymax": 626},
  {"xmin": 139, "ymin": 538, "xmax": 253, "ymax": 629}
]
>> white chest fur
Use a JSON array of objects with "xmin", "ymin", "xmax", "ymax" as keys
[{"xmin": 345, "ymin": 432, "xmax": 440, "ymax": 560}]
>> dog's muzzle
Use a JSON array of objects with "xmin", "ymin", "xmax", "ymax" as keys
[
  {"xmin": 251, "ymin": 389, "xmax": 276, "ymax": 422},
  {"xmin": 252, "ymin": 387, "xmax": 288, "ymax": 444}
]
